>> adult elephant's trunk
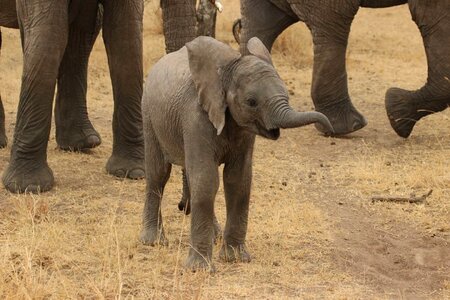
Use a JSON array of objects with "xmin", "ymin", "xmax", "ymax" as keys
[
  {"xmin": 271, "ymin": 104, "xmax": 334, "ymax": 134},
  {"xmin": 385, "ymin": 1, "xmax": 450, "ymax": 138},
  {"xmin": 161, "ymin": 0, "xmax": 197, "ymax": 54}
]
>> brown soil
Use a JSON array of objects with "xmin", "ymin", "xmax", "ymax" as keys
[{"xmin": 0, "ymin": 2, "xmax": 449, "ymax": 299}]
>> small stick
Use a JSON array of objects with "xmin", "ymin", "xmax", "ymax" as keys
[{"xmin": 371, "ymin": 189, "xmax": 432, "ymax": 204}]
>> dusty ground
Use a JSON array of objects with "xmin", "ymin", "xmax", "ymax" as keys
[{"xmin": 1, "ymin": 2, "xmax": 449, "ymax": 299}]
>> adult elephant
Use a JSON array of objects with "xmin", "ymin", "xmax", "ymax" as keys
[
  {"xmin": 0, "ymin": 0, "xmax": 201, "ymax": 193},
  {"xmin": 0, "ymin": 0, "xmax": 19, "ymax": 149},
  {"xmin": 239, "ymin": 0, "xmax": 450, "ymax": 138}
]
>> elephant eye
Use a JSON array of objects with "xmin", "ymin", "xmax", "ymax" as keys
[{"xmin": 247, "ymin": 98, "xmax": 258, "ymax": 107}]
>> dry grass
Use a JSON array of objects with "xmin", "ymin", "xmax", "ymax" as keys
[{"xmin": 1, "ymin": 1, "xmax": 449, "ymax": 299}]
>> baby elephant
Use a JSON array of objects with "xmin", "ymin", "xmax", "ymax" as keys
[{"xmin": 140, "ymin": 36, "xmax": 333, "ymax": 271}]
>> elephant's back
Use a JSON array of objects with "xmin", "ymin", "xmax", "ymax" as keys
[{"xmin": 143, "ymin": 47, "xmax": 192, "ymax": 107}]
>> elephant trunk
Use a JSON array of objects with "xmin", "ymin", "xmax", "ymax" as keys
[
  {"xmin": 161, "ymin": 0, "xmax": 197, "ymax": 54},
  {"xmin": 271, "ymin": 103, "xmax": 334, "ymax": 134}
]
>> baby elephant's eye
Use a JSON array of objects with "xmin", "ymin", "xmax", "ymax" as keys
[{"xmin": 247, "ymin": 98, "xmax": 258, "ymax": 107}]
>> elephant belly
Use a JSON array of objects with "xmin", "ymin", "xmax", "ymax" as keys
[{"xmin": 153, "ymin": 114, "xmax": 186, "ymax": 167}]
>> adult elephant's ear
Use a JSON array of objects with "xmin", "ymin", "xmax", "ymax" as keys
[
  {"xmin": 187, "ymin": 36, "xmax": 241, "ymax": 135},
  {"xmin": 247, "ymin": 37, "xmax": 273, "ymax": 66}
]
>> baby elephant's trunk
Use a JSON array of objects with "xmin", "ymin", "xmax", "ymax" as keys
[{"xmin": 274, "ymin": 108, "xmax": 334, "ymax": 134}]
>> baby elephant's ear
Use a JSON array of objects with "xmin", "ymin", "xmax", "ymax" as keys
[
  {"xmin": 186, "ymin": 36, "xmax": 241, "ymax": 135},
  {"xmin": 247, "ymin": 37, "xmax": 273, "ymax": 65}
]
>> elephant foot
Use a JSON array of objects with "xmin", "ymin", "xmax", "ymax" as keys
[
  {"xmin": 185, "ymin": 249, "xmax": 215, "ymax": 273},
  {"xmin": 140, "ymin": 227, "xmax": 168, "ymax": 246},
  {"xmin": 315, "ymin": 100, "xmax": 367, "ymax": 135},
  {"xmin": 57, "ymin": 125, "xmax": 101, "ymax": 151},
  {"xmin": 106, "ymin": 153, "xmax": 144, "ymax": 180},
  {"xmin": 385, "ymin": 88, "xmax": 449, "ymax": 138},
  {"xmin": 2, "ymin": 159, "xmax": 54, "ymax": 193},
  {"xmin": 219, "ymin": 243, "xmax": 251, "ymax": 263},
  {"xmin": 0, "ymin": 132, "xmax": 6, "ymax": 149}
]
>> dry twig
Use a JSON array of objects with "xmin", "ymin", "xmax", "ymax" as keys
[{"xmin": 371, "ymin": 189, "xmax": 432, "ymax": 204}]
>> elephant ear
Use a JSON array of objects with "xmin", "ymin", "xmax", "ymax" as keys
[
  {"xmin": 186, "ymin": 36, "xmax": 241, "ymax": 135},
  {"xmin": 247, "ymin": 37, "xmax": 273, "ymax": 66}
]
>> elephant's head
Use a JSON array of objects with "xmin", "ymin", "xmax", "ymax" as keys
[{"xmin": 186, "ymin": 36, "xmax": 334, "ymax": 138}]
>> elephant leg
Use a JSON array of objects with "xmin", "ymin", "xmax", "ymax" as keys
[
  {"xmin": 102, "ymin": 0, "xmax": 145, "ymax": 180},
  {"xmin": 140, "ymin": 126, "xmax": 171, "ymax": 246},
  {"xmin": 178, "ymin": 168, "xmax": 222, "ymax": 243},
  {"xmin": 184, "ymin": 153, "xmax": 218, "ymax": 272},
  {"xmin": 297, "ymin": 1, "xmax": 367, "ymax": 135},
  {"xmin": 2, "ymin": 0, "xmax": 68, "ymax": 193},
  {"xmin": 239, "ymin": 0, "xmax": 298, "ymax": 55},
  {"xmin": 0, "ymin": 95, "xmax": 6, "ymax": 149},
  {"xmin": 385, "ymin": 0, "xmax": 450, "ymax": 138},
  {"xmin": 219, "ymin": 151, "xmax": 253, "ymax": 263},
  {"xmin": 0, "ymin": 29, "xmax": 7, "ymax": 149},
  {"xmin": 161, "ymin": 0, "xmax": 197, "ymax": 54},
  {"xmin": 178, "ymin": 168, "xmax": 191, "ymax": 214},
  {"xmin": 55, "ymin": 2, "xmax": 102, "ymax": 151}
]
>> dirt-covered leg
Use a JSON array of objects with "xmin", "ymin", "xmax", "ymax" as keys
[
  {"xmin": 385, "ymin": 0, "xmax": 450, "ymax": 138},
  {"xmin": 178, "ymin": 168, "xmax": 191, "ymax": 213},
  {"xmin": 161, "ymin": 0, "xmax": 197, "ymax": 54},
  {"xmin": 0, "ymin": 95, "xmax": 6, "ymax": 149},
  {"xmin": 298, "ymin": 1, "xmax": 367, "ymax": 135},
  {"xmin": 2, "ymin": 0, "xmax": 68, "ymax": 193},
  {"xmin": 219, "ymin": 148, "xmax": 253, "ymax": 263},
  {"xmin": 178, "ymin": 168, "xmax": 222, "ymax": 242},
  {"xmin": 55, "ymin": 2, "xmax": 101, "ymax": 151},
  {"xmin": 102, "ymin": 0, "xmax": 144, "ymax": 180},
  {"xmin": 140, "ymin": 125, "xmax": 171, "ymax": 246},
  {"xmin": 0, "ymin": 29, "xmax": 7, "ymax": 149},
  {"xmin": 184, "ymin": 149, "xmax": 218, "ymax": 272},
  {"xmin": 240, "ymin": 0, "xmax": 298, "ymax": 55}
]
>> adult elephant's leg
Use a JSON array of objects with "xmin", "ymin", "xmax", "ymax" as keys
[
  {"xmin": 102, "ymin": 0, "xmax": 144, "ymax": 179},
  {"xmin": 298, "ymin": 1, "xmax": 367, "ymax": 135},
  {"xmin": 385, "ymin": 0, "xmax": 450, "ymax": 138},
  {"xmin": 161, "ymin": 0, "xmax": 197, "ymax": 54},
  {"xmin": 55, "ymin": 2, "xmax": 102, "ymax": 151},
  {"xmin": 0, "ymin": 29, "xmax": 7, "ymax": 148},
  {"xmin": 360, "ymin": 0, "xmax": 407, "ymax": 7},
  {"xmin": 0, "ymin": 95, "xmax": 6, "ymax": 148},
  {"xmin": 2, "ymin": 0, "xmax": 68, "ymax": 193},
  {"xmin": 239, "ymin": 0, "xmax": 297, "ymax": 55}
]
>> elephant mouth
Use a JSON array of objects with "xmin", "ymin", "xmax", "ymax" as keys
[{"xmin": 256, "ymin": 123, "xmax": 280, "ymax": 140}]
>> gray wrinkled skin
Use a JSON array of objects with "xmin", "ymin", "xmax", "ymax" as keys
[
  {"xmin": 0, "ymin": 0, "xmax": 148, "ymax": 193},
  {"xmin": 0, "ymin": 0, "xmax": 201, "ymax": 193},
  {"xmin": 140, "ymin": 36, "xmax": 333, "ymax": 272},
  {"xmin": 240, "ymin": 0, "xmax": 450, "ymax": 137}
]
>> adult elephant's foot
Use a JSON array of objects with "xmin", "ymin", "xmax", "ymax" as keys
[
  {"xmin": 219, "ymin": 243, "xmax": 252, "ymax": 263},
  {"xmin": 106, "ymin": 153, "xmax": 144, "ymax": 180},
  {"xmin": 57, "ymin": 124, "xmax": 101, "ymax": 151},
  {"xmin": 0, "ymin": 133, "xmax": 6, "ymax": 149},
  {"xmin": 185, "ymin": 249, "xmax": 215, "ymax": 273},
  {"xmin": 385, "ymin": 88, "xmax": 450, "ymax": 138},
  {"xmin": 140, "ymin": 227, "xmax": 168, "ymax": 246},
  {"xmin": 2, "ymin": 160, "xmax": 54, "ymax": 193},
  {"xmin": 315, "ymin": 100, "xmax": 367, "ymax": 135}
]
